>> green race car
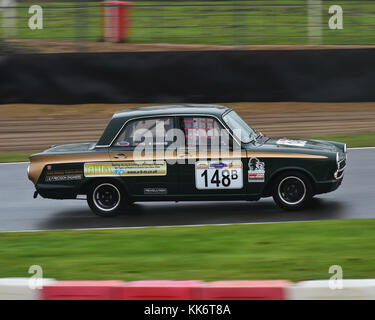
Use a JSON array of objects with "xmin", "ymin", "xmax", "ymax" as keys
[{"xmin": 28, "ymin": 104, "xmax": 347, "ymax": 217}]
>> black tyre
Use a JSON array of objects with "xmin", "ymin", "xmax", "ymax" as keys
[
  {"xmin": 272, "ymin": 171, "xmax": 313, "ymax": 210},
  {"xmin": 87, "ymin": 181, "xmax": 125, "ymax": 217}
]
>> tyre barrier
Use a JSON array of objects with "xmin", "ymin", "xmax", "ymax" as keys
[
  {"xmin": 2, "ymin": 278, "xmax": 375, "ymax": 300},
  {"xmin": 2, "ymin": 49, "xmax": 375, "ymax": 104}
]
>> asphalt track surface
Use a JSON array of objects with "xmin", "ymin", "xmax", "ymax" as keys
[{"xmin": 0, "ymin": 148, "xmax": 374, "ymax": 232}]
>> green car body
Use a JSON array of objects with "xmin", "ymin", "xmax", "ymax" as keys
[{"xmin": 28, "ymin": 104, "xmax": 347, "ymax": 216}]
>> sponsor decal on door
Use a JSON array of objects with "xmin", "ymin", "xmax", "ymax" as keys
[{"xmin": 84, "ymin": 161, "xmax": 167, "ymax": 177}]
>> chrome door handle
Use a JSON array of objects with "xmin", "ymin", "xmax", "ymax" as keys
[
  {"xmin": 178, "ymin": 153, "xmax": 193, "ymax": 158},
  {"xmin": 114, "ymin": 153, "xmax": 127, "ymax": 159}
]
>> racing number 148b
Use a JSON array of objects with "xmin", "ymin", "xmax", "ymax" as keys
[{"xmin": 201, "ymin": 169, "xmax": 238, "ymax": 188}]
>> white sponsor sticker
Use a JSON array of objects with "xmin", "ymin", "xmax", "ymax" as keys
[
  {"xmin": 277, "ymin": 138, "xmax": 307, "ymax": 147},
  {"xmin": 195, "ymin": 160, "xmax": 243, "ymax": 190},
  {"xmin": 144, "ymin": 187, "xmax": 168, "ymax": 195}
]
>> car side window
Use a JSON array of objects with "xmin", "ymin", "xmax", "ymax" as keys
[
  {"xmin": 114, "ymin": 117, "xmax": 174, "ymax": 148},
  {"xmin": 181, "ymin": 116, "xmax": 230, "ymax": 148}
]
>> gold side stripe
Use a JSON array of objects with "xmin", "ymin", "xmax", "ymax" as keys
[
  {"xmin": 246, "ymin": 152, "xmax": 328, "ymax": 159},
  {"xmin": 29, "ymin": 151, "xmax": 327, "ymax": 185},
  {"xmin": 29, "ymin": 153, "xmax": 109, "ymax": 184}
]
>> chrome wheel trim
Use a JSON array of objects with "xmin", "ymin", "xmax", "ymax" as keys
[
  {"xmin": 278, "ymin": 176, "xmax": 306, "ymax": 206},
  {"xmin": 93, "ymin": 183, "xmax": 121, "ymax": 212}
]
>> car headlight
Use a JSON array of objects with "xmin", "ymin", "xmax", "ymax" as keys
[
  {"xmin": 335, "ymin": 152, "xmax": 340, "ymax": 175},
  {"xmin": 344, "ymin": 143, "xmax": 347, "ymax": 153},
  {"xmin": 27, "ymin": 164, "xmax": 30, "ymax": 179}
]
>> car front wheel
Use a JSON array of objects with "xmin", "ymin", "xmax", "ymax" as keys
[
  {"xmin": 87, "ymin": 182, "xmax": 125, "ymax": 217},
  {"xmin": 272, "ymin": 172, "xmax": 313, "ymax": 210}
]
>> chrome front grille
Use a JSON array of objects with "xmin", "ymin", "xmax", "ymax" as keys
[
  {"xmin": 336, "ymin": 151, "xmax": 347, "ymax": 180},
  {"xmin": 339, "ymin": 159, "xmax": 346, "ymax": 170}
]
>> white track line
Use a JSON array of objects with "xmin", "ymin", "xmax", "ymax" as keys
[
  {"xmin": 0, "ymin": 147, "xmax": 374, "ymax": 166},
  {"xmin": 0, "ymin": 162, "xmax": 29, "ymax": 165},
  {"xmin": 0, "ymin": 220, "xmax": 316, "ymax": 233},
  {"xmin": 349, "ymin": 147, "xmax": 375, "ymax": 150}
]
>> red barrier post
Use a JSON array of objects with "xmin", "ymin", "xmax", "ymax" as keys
[{"xmin": 101, "ymin": 1, "xmax": 133, "ymax": 43}]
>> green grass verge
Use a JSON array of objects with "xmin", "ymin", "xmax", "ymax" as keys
[
  {"xmin": 1, "ymin": 219, "xmax": 375, "ymax": 281},
  {"xmin": 3, "ymin": 1, "xmax": 375, "ymax": 45},
  {"xmin": 0, "ymin": 132, "xmax": 374, "ymax": 163},
  {"xmin": 0, "ymin": 153, "xmax": 30, "ymax": 163},
  {"xmin": 310, "ymin": 132, "xmax": 375, "ymax": 148}
]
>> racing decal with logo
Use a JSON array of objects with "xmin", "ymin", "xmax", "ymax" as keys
[
  {"xmin": 45, "ymin": 168, "xmax": 83, "ymax": 182},
  {"xmin": 210, "ymin": 162, "xmax": 228, "ymax": 169},
  {"xmin": 195, "ymin": 160, "xmax": 243, "ymax": 190},
  {"xmin": 117, "ymin": 141, "xmax": 130, "ymax": 147},
  {"xmin": 196, "ymin": 163, "xmax": 209, "ymax": 169},
  {"xmin": 276, "ymin": 138, "xmax": 307, "ymax": 147},
  {"xmin": 45, "ymin": 174, "xmax": 83, "ymax": 182},
  {"xmin": 144, "ymin": 187, "xmax": 168, "ymax": 195},
  {"xmin": 84, "ymin": 161, "xmax": 167, "ymax": 177},
  {"xmin": 248, "ymin": 157, "xmax": 265, "ymax": 183}
]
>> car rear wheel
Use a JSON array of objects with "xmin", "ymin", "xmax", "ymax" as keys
[
  {"xmin": 87, "ymin": 182, "xmax": 125, "ymax": 217},
  {"xmin": 272, "ymin": 172, "xmax": 313, "ymax": 210}
]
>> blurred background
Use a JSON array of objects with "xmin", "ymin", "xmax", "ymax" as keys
[
  {"xmin": 0, "ymin": 1, "xmax": 375, "ymax": 295},
  {"xmin": 0, "ymin": 0, "xmax": 375, "ymax": 54},
  {"xmin": 0, "ymin": 0, "xmax": 374, "ymax": 157}
]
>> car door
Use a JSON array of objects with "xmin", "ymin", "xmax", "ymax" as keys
[
  {"xmin": 176, "ymin": 115, "xmax": 247, "ymax": 198},
  {"xmin": 108, "ymin": 116, "xmax": 180, "ymax": 198}
]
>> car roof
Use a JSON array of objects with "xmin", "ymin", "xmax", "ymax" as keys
[
  {"xmin": 113, "ymin": 104, "xmax": 232, "ymax": 119},
  {"xmin": 97, "ymin": 104, "xmax": 233, "ymax": 146}
]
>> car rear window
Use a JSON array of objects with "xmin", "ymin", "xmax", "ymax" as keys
[{"xmin": 114, "ymin": 117, "xmax": 174, "ymax": 147}]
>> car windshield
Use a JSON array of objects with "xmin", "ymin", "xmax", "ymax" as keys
[{"xmin": 222, "ymin": 111, "xmax": 257, "ymax": 143}]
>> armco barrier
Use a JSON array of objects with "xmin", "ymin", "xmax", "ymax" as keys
[
  {"xmin": 1, "ymin": 49, "xmax": 375, "ymax": 104},
  {"xmin": 122, "ymin": 280, "xmax": 203, "ymax": 300},
  {"xmin": 288, "ymin": 279, "xmax": 375, "ymax": 300},
  {"xmin": 0, "ymin": 278, "xmax": 55, "ymax": 300},
  {"xmin": 201, "ymin": 280, "xmax": 292, "ymax": 300},
  {"xmin": 42, "ymin": 280, "xmax": 125, "ymax": 300}
]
